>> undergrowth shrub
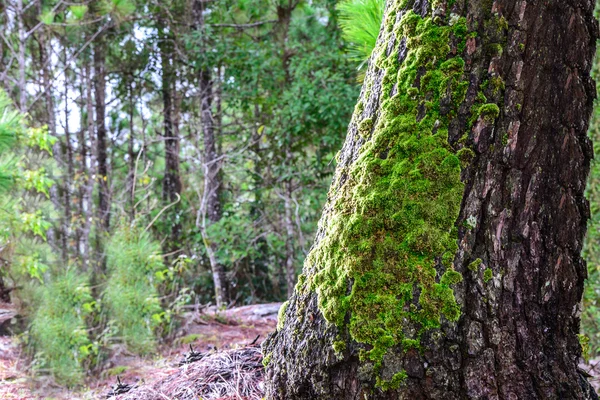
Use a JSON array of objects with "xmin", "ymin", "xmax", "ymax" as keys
[
  {"xmin": 29, "ymin": 270, "xmax": 93, "ymax": 386},
  {"xmin": 104, "ymin": 222, "xmax": 165, "ymax": 354}
]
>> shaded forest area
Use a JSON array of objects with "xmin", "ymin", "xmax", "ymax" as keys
[
  {"xmin": 0, "ymin": 0, "xmax": 365, "ymax": 385},
  {"xmin": 2, "ymin": 0, "xmax": 600, "ymax": 395}
]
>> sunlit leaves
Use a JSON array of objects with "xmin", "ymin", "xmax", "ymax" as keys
[
  {"xmin": 20, "ymin": 211, "xmax": 52, "ymax": 239},
  {"xmin": 21, "ymin": 168, "xmax": 55, "ymax": 198},
  {"xmin": 69, "ymin": 5, "xmax": 88, "ymax": 20},
  {"xmin": 39, "ymin": 11, "xmax": 55, "ymax": 25}
]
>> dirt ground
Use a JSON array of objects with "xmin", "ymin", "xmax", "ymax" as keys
[{"xmin": 0, "ymin": 302, "xmax": 280, "ymax": 400}]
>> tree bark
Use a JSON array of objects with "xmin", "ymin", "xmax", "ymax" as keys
[{"xmin": 264, "ymin": 1, "xmax": 599, "ymax": 399}]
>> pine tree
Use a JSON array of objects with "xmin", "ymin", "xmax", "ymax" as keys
[{"xmin": 263, "ymin": 0, "xmax": 599, "ymax": 398}]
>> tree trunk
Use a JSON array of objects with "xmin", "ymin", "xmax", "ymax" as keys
[
  {"xmin": 16, "ymin": 0, "xmax": 25, "ymax": 112},
  {"xmin": 81, "ymin": 61, "xmax": 97, "ymax": 273},
  {"xmin": 193, "ymin": 0, "xmax": 228, "ymax": 307},
  {"xmin": 158, "ymin": 21, "xmax": 183, "ymax": 250},
  {"xmin": 62, "ymin": 54, "xmax": 73, "ymax": 264},
  {"xmin": 128, "ymin": 83, "xmax": 136, "ymax": 220},
  {"xmin": 39, "ymin": 7, "xmax": 62, "ymax": 260},
  {"xmin": 264, "ymin": 1, "xmax": 599, "ymax": 399},
  {"xmin": 94, "ymin": 39, "xmax": 110, "ymax": 234}
]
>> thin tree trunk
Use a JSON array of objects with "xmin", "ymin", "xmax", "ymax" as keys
[
  {"xmin": 16, "ymin": 0, "xmax": 25, "ymax": 112},
  {"xmin": 158, "ymin": 21, "xmax": 182, "ymax": 252},
  {"xmin": 128, "ymin": 84, "xmax": 136, "ymax": 219},
  {"xmin": 62, "ymin": 70, "xmax": 73, "ymax": 264},
  {"xmin": 193, "ymin": 0, "xmax": 228, "ymax": 307},
  {"xmin": 94, "ymin": 38, "xmax": 110, "ymax": 234},
  {"xmin": 80, "ymin": 61, "xmax": 96, "ymax": 273},
  {"xmin": 39, "ymin": 12, "xmax": 62, "ymax": 260},
  {"xmin": 264, "ymin": 1, "xmax": 599, "ymax": 399}
]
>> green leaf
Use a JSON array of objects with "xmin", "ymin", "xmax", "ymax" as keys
[
  {"xmin": 69, "ymin": 5, "xmax": 88, "ymax": 20},
  {"xmin": 39, "ymin": 11, "xmax": 55, "ymax": 25}
]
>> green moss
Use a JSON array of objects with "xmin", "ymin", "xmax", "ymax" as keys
[
  {"xmin": 333, "ymin": 340, "xmax": 347, "ymax": 354},
  {"xmin": 483, "ymin": 268, "xmax": 493, "ymax": 283},
  {"xmin": 457, "ymin": 147, "xmax": 475, "ymax": 167},
  {"xmin": 277, "ymin": 301, "xmax": 289, "ymax": 332},
  {"xmin": 358, "ymin": 118, "xmax": 374, "ymax": 138},
  {"xmin": 262, "ymin": 352, "xmax": 272, "ymax": 368},
  {"xmin": 486, "ymin": 43, "xmax": 503, "ymax": 57},
  {"xmin": 497, "ymin": 16, "xmax": 509, "ymax": 31},
  {"xmin": 376, "ymin": 370, "xmax": 408, "ymax": 390},
  {"xmin": 485, "ymin": 76, "xmax": 505, "ymax": 97},
  {"xmin": 304, "ymin": 8, "xmax": 474, "ymax": 386},
  {"xmin": 401, "ymin": 338, "xmax": 420, "ymax": 350},
  {"xmin": 478, "ymin": 103, "xmax": 500, "ymax": 122},
  {"xmin": 440, "ymin": 269, "xmax": 463, "ymax": 286},
  {"xmin": 468, "ymin": 258, "xmax": 482, "ymax": 272}
]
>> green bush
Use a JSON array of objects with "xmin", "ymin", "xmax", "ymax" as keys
[
  {"xmin": 103, "ymin": 222, "xmax": 165, "ymax": 354},
  {"xmin": 29, "ymin": 270, "xmax": 93, "ymax": 386}
]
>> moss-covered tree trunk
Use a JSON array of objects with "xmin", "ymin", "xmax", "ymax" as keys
[{"xmin": 263, "ymin": 0, "xmax": 599, "ymax": 398}]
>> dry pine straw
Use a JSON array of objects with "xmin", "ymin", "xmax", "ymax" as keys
[{"xmin": 111, "ymin": 344, "xmax": 265, "ymax": 400}]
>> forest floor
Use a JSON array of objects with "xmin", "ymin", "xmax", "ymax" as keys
[
  {"xmin": 4, "ymin": 301, "xmax": 600, "ymax": 398},
  {"xmin": 0, "ymin": 302, "xmax": 280, "ymax": 399}
]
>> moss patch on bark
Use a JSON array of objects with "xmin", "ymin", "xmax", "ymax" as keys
[{"xmin": 299, "ymin": 3, "xmax": 475, "ymax": 387}]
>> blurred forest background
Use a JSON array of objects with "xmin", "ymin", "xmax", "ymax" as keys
[{"xmin": 1, "ymin": 0, "xmax": 600, "ymax": 387}]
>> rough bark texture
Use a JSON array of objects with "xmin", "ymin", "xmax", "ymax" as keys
[{"xmin": 264, "ymin": 0, "xmax": 599, "ymax": 399}]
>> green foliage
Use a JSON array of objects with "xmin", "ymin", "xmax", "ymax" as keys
[
  {"xmin": 29, "ymin": 270, "xmax": 94, "ymax": 386},
  {"xmin": 104, "ymin": 223, "xmax": 165, "ymax": 354},
  {"xmin": 0, "ymin": 91, "xmax": 20, "ymax": 189},
  {"xmin": 337, "ymin": 0, "xmax": 385, "ymax": 64}
]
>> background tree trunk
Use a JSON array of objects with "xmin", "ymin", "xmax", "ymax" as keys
[
  {"xmin": 193, "ymin": 0, "xmax": 228, "ymax": 307},
  {"xmin": 158, "ymin": 20, "xmax": 183, "ymax": 252},
  {"xmin": 94, "ymin": 38, "xmax": 110, "ymax": 239},
  {"xmin": 263, "ymin": 0, "xmax": 599, "ymax": 399}
]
